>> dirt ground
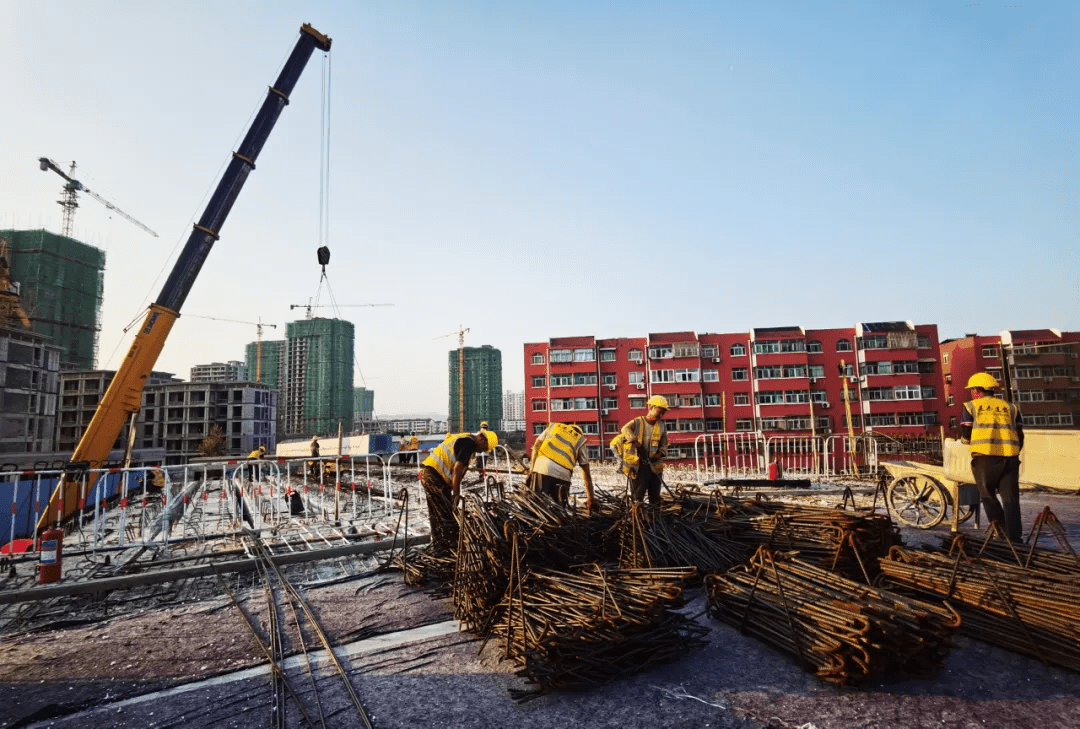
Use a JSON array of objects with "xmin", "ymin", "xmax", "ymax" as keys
[{"xmin": 2, "ymin": 487, "xmax": 1079, "ymax": 729}]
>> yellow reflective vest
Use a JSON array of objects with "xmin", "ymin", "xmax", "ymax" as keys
[
  {"xmin": 423, "ymin": 434, "xmax": 471, "ymax": 484},
  {"xmin": 609, "ymin": 416, "xmax": 666, "ymax": 477},
  {"xmin": 964, "ymin": 396, "xmax": 1021, "ymax": 457},
  {"xmin": 537, "ymin": 423, "xmax": 587, "ymax": 472}
]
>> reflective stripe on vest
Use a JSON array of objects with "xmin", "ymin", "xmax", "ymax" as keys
[
  {"xmin": 538, "ymin": 425, "xmax": 586, "ymax": 471},
  {"xmin": 422, "ymin": 435, "xmax": 466, "ymax": 483},
  {"xmin": 965, "ymin": 397, "xmax": 1021, "ymax": 457}
]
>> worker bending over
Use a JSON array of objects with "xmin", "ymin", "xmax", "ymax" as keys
[
  {"xmin": 529, "ymin": 422, "xmax": 594, "ymax": 511},
  {"xmin": 960, "ymin": 372, "xmax": 1025, "ymax": 542},
  {"xmin": 611, "ymin": 396, "xmax": 669, "ymax": 506},
  {"xmin": 420, "ymin": 430, "xmax": 498, "ymax": 548}
]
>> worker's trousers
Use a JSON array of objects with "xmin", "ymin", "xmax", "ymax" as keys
[
  {"xmin": 630, "ymin": 468, "xmax": 662, "ymax": 506},
  {"xmin": 419, "ymin": 466, "xmax": 458, "ymax": 551},
  {"xmin": 971, "ymin": 454, "xmax": 1022, "ymax": 542}
]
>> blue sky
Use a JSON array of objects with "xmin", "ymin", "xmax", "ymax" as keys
[{"xmin": 2, "ymin": 1, "xmax": 1076, "ymax": 418}]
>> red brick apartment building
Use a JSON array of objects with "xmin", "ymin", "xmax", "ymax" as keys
[
  {"xmin": 524, "ymin": 322, "xmax": 945, "ymax": 461},
  {"xmin": 941, "ymin": 329, "xmax": 1080, "ymax": 433}
]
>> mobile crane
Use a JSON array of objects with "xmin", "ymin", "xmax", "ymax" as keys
[{"xmin": 37, "ymin": 24, "xmax": 332, "ymax": 532}]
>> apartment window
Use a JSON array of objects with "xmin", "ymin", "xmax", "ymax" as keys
[
  {"xmin": 809, "ymin": 365, "xmax": 825, "ymax": 379},
  {"xmin": 759, "ymin": 418, "xmax": 783, "ymax": 431},
  {"xmin": 752, "ymin": 340, "xmax": 780, "ymax": 354},
  {"xmin": 706, "ymin": 419, "xmax": 724, "ymax": 431},
  {"xmin": 574, "ymin": 373, "xmax": 597, "ymax": 386},
  {"xmin": 780, "ymin": 339, "xmax": 806, "ymax": 353},
  {"xmin": 673, "ymin": 342, "xmax": 700, "ymax": 358},
  {"xmin": 807, "ymin": 340, "xmax": 823, "ymax": 353},
  {"xmin": 531, "ymin": 376, "xmax": 546, "ymax": 388},
  {"xmin": 755, "ymin": 366, "xmax": 782, "ymax": 379},
  {"xmin": 629, "ymin": 396, "xmax": 647, "ymax": 409},
  {"xmin": 675, "ymin": 368, "xmax": 700, "ymax": 383},
  {"xmin": 860, "ymin": 336, "xmax": 889, "ymax": 350},
  {"xmin": 843, "ymin": 414, "xmax": 861, "ymax": 428},
  {"xmin": 531, "ymin": 353, "xmax": 545, "ymax": 365},
  {"xmin": 677, "ymin": 419, "xmax": 704, "ymax": 432},
  {"xmin": 648, "ymin": 345, "xmax": 673, "ymax": 359},
  {"xmin": 628, "ymin": 371, "xmax": 644, "ymax": 384},
  {"xmin": 894, "ymin": 385, "xmax": 922, "ymax": 400},
  {"xmin": 574, "ymin": 397, "xmax": 597, "ymax": 410},
  {"xmin": 551, "ymin": 374, "xmax": 572, "ymax": 387},
  {"xmin": 605, "ymin": 421, "xmax": 619, "ymax": 434},
  {"xmin": 866, "ymin": 413, "xmax": 897, "ymax": 427},
  {"xmin": 600, "ymin": 349, "xmax": 616, "ymax": 362},
  {"xmin": 896, "ymin": 412, "xmax": 925, "ymax": 426},
  {"xmin": 757, "ymin": 391, "xmax": 783, "ymax": 405},
  {"xmin": 982, "ymin": 345, "xmax": 999, "ymax": 358},
  {"xmin": 703, "ymin": 369, "xmax": 719, "ymax": 382},
  {"xmin": 921, "ymin": 386, "xmax": 936, "ymax": 399},
  {"xmin": 551, "ymin": 349, "xmax": 573, "ymax": 363},
  {"xmin": 705, "ymin": 393, "xmax": 721, "ymax": 406},
  {"xmin": 532, "ymin": 399, "xmax": 548, "ymax": 411},
  {"xmin": 577, "ymin": 421, "xmax": 600, "ymax": 434},
  {"xmin": 733, "ymin": 393, "xmax": 750, "ymax": 406},
  {"xmin": 986, "ymin": 367, "xmax": 1003, "ymax": 381},
  {"xmin": 947, "ymin": 394, "xmax": 954, "ymax": 406},
  {"xmin": 892, "ymin": 360, "xmax": 919, "ymax": 374},
  {"xmin": 679, "ymin": 394, "xmax": 702, "ymax": 407},
  {"xmin": 730, "ymin": 343, "xmax": 746, "ymax": 357},
  {"xmin": 810, "ymin": 390, "xmax": 827, "ymax": 403},
  {"xmin": 533, "ymin": 422, "xmax": 546, "ymax": 435},
  {"xmin": 574, "ymin": 348, "xmax": 596, "ymax": 362},
  {"xmin": 1018, "ymin": 391, "xmax": 1044, "ymax": 402},
  {"xmin": 650, "ymin": 369, "xmax": 675, "ymax": 383},
  {"xmin": 701, "ymin": 345, "xmax": 718, "ymax": 358},
  {"xmin": 836, "ymin": 339, "xmax": 853, "ymax": 352},
  {"xmin": 839, "ymin": 363, "xmax": 855, "ymax": 377},
  {"xmin": 865, "ymin": 387, "xmax": 894, "ymax": 401},
  {"xmin": 628, "ymin": 349, "xmax": 643, "ymax": 362},
  {"xmin": 602, "ymin": 373, "xmax": 617, "ymax": 385},
  {"xmin": 918, "ymin": 335, "xmax": 931, "ymax": 349},
  {"xmin": 949, "ymin": 416, "xmax": 957, "ymax": 429},
  {"xmin": 551, "ymin": 398, "xmax": 575, "ymax": 410},
  {"xmin": 602, "ymin": 397, "xmax": 618, "ymax": 409},
  {"xmin": 735, "ymin": 418, "xmax": 753, "ymax": 432},
  {"xmin": 943, "ymin": 353, "xmax": 949, "ymax": 365},
  {"xmin": 782, "ymin": 365, "xmax": 807, "ymax": 378},
  {"xmin": 918, "ymin": 361, "xmax": 936, "ymax": 374},
  {"xmin": 1015, "ymin": 367, "xmax": 1041, "ymax": 379},
  {"xmin": 731, "ymin": 368, "xmax": 748, "ymax": 381},
  {"xmin": 784, "ymin": 390, "xmax": 809, "ymax": 404},
  {"xmin": 787, "ymin": 417, "xmax": 810, "ymax": 431}
]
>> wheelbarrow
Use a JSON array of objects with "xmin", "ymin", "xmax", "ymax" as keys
[{"xmin": 881, "ymin": 459, "xmax": 980, "ymax": 532}]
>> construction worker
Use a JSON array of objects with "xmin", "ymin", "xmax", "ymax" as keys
[
  {"xmin": 420, "ymin": 430, "xmax": 498, "ymax": 549},
  {"xmin": 310, "ymin": 435, "xmax": 320, "ymax": 458},
  {"xmin": 960, "ymin": 372, "xmax": 1025, "ymax": 542},
  {"xmin": 610, "ymin": 396, "xmax": 669, "ymax": 506},
  {"xmin": 475, "ymin": 421, "xmax": 492, "ymax": 471},
  {"xmin": 308, "ymin": 435, "xmax": 321, "ymax": 480},
  {"xmin": 246, "ymin": 444, "xmax": 266, "ymax": 482},
  {"xmin": 529, "ymin": 422, "xmax": 594, "ymax": 510}
]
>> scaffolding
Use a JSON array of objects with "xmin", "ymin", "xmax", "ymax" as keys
[
  {"xmin": 0, "ymin": 229, "xmax": 105, "ymax": 369},
  {"xmin": 283, "ymin": 318, "xmax": 354, "ymax": 436}
]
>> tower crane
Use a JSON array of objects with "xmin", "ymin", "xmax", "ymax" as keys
[
  {"xmin": 186, "ymin": 315, "xmax": 278, "ymax": 382},
  {"xmin": 435, "ymin": 325, "xmax": 470, "ymax": 432},
  {"xmin": 289, "ymin": 302, "xmax": 393, "ymax": 320},
  {"xmin": 37, "ymin": 158, "xmax": 158, "ymax": 238}
]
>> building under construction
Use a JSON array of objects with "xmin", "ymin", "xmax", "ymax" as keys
[
  {"xmin": 0, "ymin": 229, "xmax": 105, "ymax": 370},
  {"xmin": 268, "ymin": 317, "xmax": 354, "ymax": 437},
  {"xmin": 449, "ymin": 344, "xmax": 503, "ymax": 432}
]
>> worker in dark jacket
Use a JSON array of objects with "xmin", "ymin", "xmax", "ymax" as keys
[
  {"xmin": 610, "ymin": 396, "xmax": 669, "ymax": 506},
  {"xmin": 960, "ymin": 372, "xmax": 1025, "ymax": 542}
]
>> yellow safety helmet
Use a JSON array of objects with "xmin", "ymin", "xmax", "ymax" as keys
[
  {"xmin": 965, "ymin": 372, "xmax": 1000, "ymax": 390},
  {"xmin": 646, "ymin": 395, "xmax": 670, "ymax": 410},
  {"xmin": 480, "ymin": 430, "xmax": 498, "ymax": 451}
]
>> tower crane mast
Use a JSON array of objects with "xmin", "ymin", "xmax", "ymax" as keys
[{"xmin": 435, "ymin": 325, "xmax": 470, "ymax": 432}]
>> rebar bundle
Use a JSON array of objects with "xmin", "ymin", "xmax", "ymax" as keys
[
  {"xmin": 878, "ymin": 545, "xmax": 1080, "ymax": 673},
  {"xmin": 489, "ymin": 565, "xmax": 707, "ymax": 692},
  {"xmin": 706, "ymin": 547, "xmax": 959, "ymax": 685},
  {"xmin": 615, "ymin": 501, "xmax": 746, "ymax": 576}
]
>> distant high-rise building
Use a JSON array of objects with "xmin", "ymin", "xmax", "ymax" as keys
[
  {"xmin": 352, "ymin": 387, "xmax": 374, "ymax": 431},
  {"xmin": 280, "ymin": 318, "xmax": 354, "ymax": 437},
  {"xmin": 448, "ymin": 345, "xmax": 502, "ymax": 432},
  {"xmin": 245, "ymin": 339, "xmax": 285, "ymax": 387},
  {"xmin": 502, "ymin": 390, "xmax": 525, "ymax": 431},
  {"xmin": 1, "ymin": 229, "xmax": 105, "ymax": 369},
  {"xmin": 191, "ymin": 360, "xmax": 247, "ymax": 382}
]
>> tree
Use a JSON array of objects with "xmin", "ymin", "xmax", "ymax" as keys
[{"xmin": 198, "ymin": 424, "xmax": 227, "ymax": 457}]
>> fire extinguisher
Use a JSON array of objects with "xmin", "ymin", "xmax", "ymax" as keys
[{"xmin": 38, "ymin": 528, "xmax": 64, "ymax": 584}]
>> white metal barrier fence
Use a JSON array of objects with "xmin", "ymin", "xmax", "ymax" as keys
[{"xmin": 694, "ymin": 432, "xmax": 880, "ymax": 484}]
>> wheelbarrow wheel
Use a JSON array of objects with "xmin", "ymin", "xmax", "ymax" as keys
[{"xmin": 887, "ymin": 475, "xmax": 947, "ymax": 529}]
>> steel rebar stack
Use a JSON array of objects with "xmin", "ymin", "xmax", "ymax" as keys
[{"xmin": 706, "ymin": 547, "xmax": 959, "ymax": 685}]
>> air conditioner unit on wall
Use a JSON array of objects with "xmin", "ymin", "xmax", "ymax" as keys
[
  {"xmin": 820, "ymin": 403, "xmax": 830, "ymax": 409},
  {"xmin": 712, "ymin": 358, "xmax": 721, "ymax": 363},
  {"xmin": 849, "ymin": 377, "xmax": 859, "ymax": 383},
  {"xmin": 608, "ymin": 384, "xmax": 617, "ymax": 391},
  {"xmin": 636, "ymin": 383, "xmax": 645, "ymax": 390},
  {"xmin": 601, "ymin": 409, "xmax": 610, "ymax": 416}
]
